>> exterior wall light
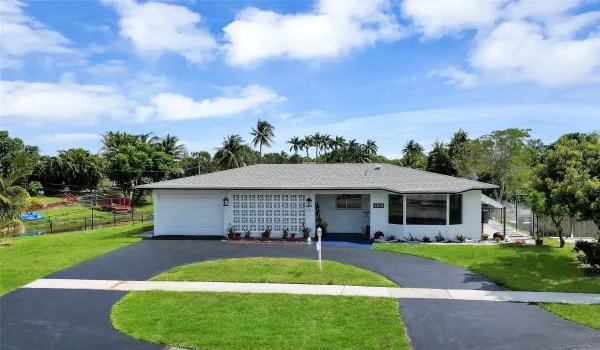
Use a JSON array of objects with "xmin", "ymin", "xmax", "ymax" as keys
[
  {"xmin": 306, "ymin": 197, "xmax": 312, "ymax": 208},
  {"xmin": 223, "ymin": 197, "xmax": 229, "ymax": 207}
]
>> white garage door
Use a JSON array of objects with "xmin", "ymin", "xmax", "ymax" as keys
[{"xmin": 157, "ymin": 194, "xmax": 223, "ymax": 235}]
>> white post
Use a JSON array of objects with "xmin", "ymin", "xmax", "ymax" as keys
[{"xmin": 317, "ymin": 227, "xmax": 322, "ymax": 270}]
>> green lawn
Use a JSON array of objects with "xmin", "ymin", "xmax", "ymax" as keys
[
  {"xmin": 373, "ymin": 240, "xmax": 600, "ymax": 293},
  {"xmin": 541, "ymin": 304, "xmax": 600, "ymax": 330},
  {"xmin": 0, "ymin": 224, "xmax": 152, "ymax": 294},
  {"xmin": 112, "ymin": 292, "xmax": 409, "ymax": 350},
  {"xmin": 153, "ymin": 257, "xmax": 396, "ymax": 287},
  {"xmin": 373, "ymin": 240, "xmax": 600, "ymax": 330}
]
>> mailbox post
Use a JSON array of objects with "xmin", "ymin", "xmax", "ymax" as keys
[{"xmin": 316, "ymin": 227, "xmax": 322, "ymax": 270}]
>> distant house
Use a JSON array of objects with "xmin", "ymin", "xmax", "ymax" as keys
[{"xmin": 138, "ymin": 164, "xmax": 497, "ymax": 239}]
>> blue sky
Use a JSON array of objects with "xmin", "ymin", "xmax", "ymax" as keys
[{"xmin": 1, "ymin": 0, "xmax": 599, "ymax": 159}]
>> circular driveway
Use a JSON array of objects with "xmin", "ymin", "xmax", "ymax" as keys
[{"xmin": 2, "ymin": 238, "xmax": 600, "ymax": 350}]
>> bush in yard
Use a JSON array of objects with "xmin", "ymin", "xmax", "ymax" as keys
[
  {"xmin": 573, "ymin": 240, "xmax": 600, "ymax": 271},
  {"xmin": 456, "ymin": 234, "xmax": 466, "ymax": 242},
  {"xmin": 27, "ymin": 197, "xmax": 45, "ymax": 211},
  {"xmin": 422, "ymin": 235, "xmax": 430, "ymax": 243},
  {"xmin": 27, "ymin": 181, "xmax": 43, "ymax": 196},
  {"xmin": 435, "ymin": 232, "xmax": 444, "ymax": 242}
]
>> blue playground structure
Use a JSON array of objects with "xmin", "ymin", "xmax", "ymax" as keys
[{"xmin": 20, "ymin": 212, "xmax": 46, "ymax": 221}]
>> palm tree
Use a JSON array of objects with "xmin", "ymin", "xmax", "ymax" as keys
[
  {"xmin": 312, "ymin": 133, "xmax": 323, "ymax": 161},
  {"xmin": 365, "ymin": 139, "xmax": 378, "ymax": 155},
  {"xmin": 214, "ymin": 135, "xmax": 249, "ymax": 169},
  {"xmin": 302, "ymin": 135, "xmax": 313, "ymax": 160},
  {"xmin": 250, "ymin": 120, "xmax": 275, "ymax": 163},
  {"xmin": 400, "ymin": 140, "xmax": 426, "ymax": 169},
  {"xmin": 321, "ymin": 134, "xmax": 333, "ymax": 163},
  {"xmin": 332, "ymin": 136, "xmax": 347, "ymax": 150},
  {"xmin": 0, "ymin": 178, "xmax": 31, "ymax": 234},
  {"xmin": 287, "ymin": 136, "xmax": 302, "ymax": 163},
  {"xmin": 154, "ymin": 134, "xmax": 186, "ymax": 160}
]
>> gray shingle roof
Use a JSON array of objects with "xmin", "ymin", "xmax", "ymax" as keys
[{"xmin": 137, "ymin": 164, "xmax": 498, "ymax": 193}]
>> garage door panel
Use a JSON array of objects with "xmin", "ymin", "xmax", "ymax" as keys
[{"xmin": 157, "ymin": 195, "xmax": 223, "ymax": 235}]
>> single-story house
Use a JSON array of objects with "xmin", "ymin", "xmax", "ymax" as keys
[{"xmin": 138, "ymin": 163, "xmax": 498, "ymax": 239}]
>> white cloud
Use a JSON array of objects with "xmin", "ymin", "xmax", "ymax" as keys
[
  {"xmin": 103, "ymin": 0, "xmax": 217, "ymax": 63},
  {"xmin": 401, "ymin": 0, "xmax": 503, "ymax": 38},
  {"xmin": 469, "ymin": 20, "xmax": 600, "ymax": 86},
  {"xmin": 415, "ymin": 0, "xmax": 600, "ymax": 87},
  {"xmin": 0, "ymin": 0, "xmax": 73, "ymax": 66},
  {"xmin": 86, "ymin": 60, "xmax": 127, "ymax": 76},
  {"xmin": 151, "ymin": 85, "xmax": 284, "ymax": 120},
  {"xmin": 0, "ymin": 79, "xmax": 148, "ymax": 125},
  {"xmin": 223, "ymin": 0, "xmax": 404, "ymax": 66}
]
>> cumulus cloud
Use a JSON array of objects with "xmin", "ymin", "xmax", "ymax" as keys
[
  {"xmin": 103, "ymin": 0, "xmax": 217, "ymax": 64},
  {"xmin": 151, "ymin": 85, "xmax": 284, "ymax": 120},
  {"xmin": 0, "ymin": 0, "xmax": 74, "ymax": 67},
  {"xmin": 0, "ymin": 79, "xmax": 147, "ymax": 125},
  {"xmin": 401, "ymin": 0, "xmax": 502, "ymax": 38},
  {"xmin": 223, "ymin": 0, "xmax": 404, "ymax": 66},
  {"xmin": 418, "ymin": 0, "xmax": 600, "ymax": 86}
]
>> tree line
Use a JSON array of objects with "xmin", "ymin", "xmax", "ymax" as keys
[{"xmin": 1, "ymin": 124, "xmax": 599, "ymax": 244}]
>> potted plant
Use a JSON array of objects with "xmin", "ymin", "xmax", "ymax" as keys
[
  {"xmin": 374, "ymin": 231, "xmax": 384, "ymax": 240},
  {"xmin": 282, "ymin": 228, "xmax": 289, "ymax": 240},
  {"xmin": 535, "ymin": 233, "xmax": 544, "ymax": 246},
  {"xmin": 261, "ymin": 226, "xmax": 271, "ymax": 241},
  {"xmin": 244, "ymin": 229, "xmax": 252, "ymax": 240},
  {"xmin": 290, "ymin": 232, "xmax": 296, "ymax": 241},
  {"xmin": 481, "ymin": 233, "xmax": 489, "ymax": 241},
  {"xmin": 318, "ymin": 219, "xmax": 329, "ymax": 235},
  {"xmin": 226, "ymin": 223, "xmax": 237, "ymax": 240},
  {"xmin": 301, "ymin": 224, "xmax": 312, "ymax": 239}
]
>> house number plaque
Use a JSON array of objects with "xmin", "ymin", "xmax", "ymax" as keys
[{"xmin": 373, "ymin": 203, "xmax": 385, "ymax": 208}]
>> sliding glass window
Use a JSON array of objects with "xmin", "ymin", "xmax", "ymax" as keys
[
  {"xmin": 406, "ymin": 194, "xmax": 447, "ymax": 225},
  {"xmin": 449, "ymin": 194, "xmax": 462, "ymax": 225},
  {"xmin": 388, "ymin": 195, "xmax": 404, "ymax": 225}
]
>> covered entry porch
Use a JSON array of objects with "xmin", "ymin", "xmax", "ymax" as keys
[{"xmin": 315, "ymin": 193, "xmax": 371, "ymax": 241}]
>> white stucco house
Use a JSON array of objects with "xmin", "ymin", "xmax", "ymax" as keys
[{"xmin": 138, "ymin": 163, "xmax": 498, "ymax": 240}]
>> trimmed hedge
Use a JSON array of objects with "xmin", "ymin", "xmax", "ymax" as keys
[{"xmin": 573, "ymin": 238, "xmax": 600, "ymax": 271}]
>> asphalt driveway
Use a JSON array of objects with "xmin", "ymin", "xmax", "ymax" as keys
[{"xmin": 2, "ymin": 238, "xmax": 600, "ymax": 350}]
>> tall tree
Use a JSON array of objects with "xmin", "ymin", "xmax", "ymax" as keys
[
  {"xmin": 0, "ymin": 131, "xmax": 40, "ymax": 185},
  {"xmin": 400, "ymin": 140, "xmax": 426, "ymax": 169},
  {"xmin": 178, "ymin": 151, "xmax": 217, "ymax": 177},
  {"xmin": 250, "ymin": 120, "xmax": 275, "ymax": 163},
  {"xmin": 302, "ymin": 135, "xmax": 313, "ymax": 160},
  {"xmin": 287, "ymin": 136, "xmax": 302, "ymax": 163},
  {"xmin": 529, "ymin": 134, "xmax": 592, "ymax": 247},
  {"xmin": 364, "ymin": 139, "xmax": 378, "ymax": 156},
  {"xmin": 447, "ymin": 129, "xmax": 471, "ymax": 177},
  {"xmin": 311, "ymin": 132, "xmax": 323, "ymax": 161},
  {"xmin": 470, "ymin": 128, "xmax": 533, "ymax": 201},
  {"xmin": 215, "ymin": 135, "xmax": 250, "ymax": 169},
  {"xmin": 427, "ymin": 141, "xmax": 453, "ymax": 175},
  {"xmin": 153, "ymin": 134, "xmax": 186, "ymax": 160},
  {"xmin": 0, "ymin": 178, "xmax": 30, "ymax": 224}
]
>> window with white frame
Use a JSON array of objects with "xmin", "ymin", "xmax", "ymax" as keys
[{"xmin": 336, "ymin": 194, "xmax": 362, "ymax": 210}]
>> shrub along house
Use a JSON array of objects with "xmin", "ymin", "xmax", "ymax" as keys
[{"xmin": 138, "ymin": 164, "xmax": 497, "ymax": 240}]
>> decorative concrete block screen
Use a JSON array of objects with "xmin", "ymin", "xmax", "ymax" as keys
[{"xmin": 232, "ymin": 193, "xmax": 307, "ymax": 232}]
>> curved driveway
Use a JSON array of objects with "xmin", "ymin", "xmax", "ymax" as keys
[{"xmin": 2, "ymin": 238, "xmax": 600, "ymax": 350}]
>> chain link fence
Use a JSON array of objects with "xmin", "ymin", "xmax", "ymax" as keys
[{"xmin": 22, "ymin": 210, "xmax": 153, "ymax": 236}]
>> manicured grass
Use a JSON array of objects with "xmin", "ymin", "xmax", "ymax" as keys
[
  {"xmin": 373, "ymin": 240, "xmax": 600, "ymax": 293},
  {"xmin": 153, "ymin": 257, "xmax": 396, "ymax": 287},
  {"xmin": 541, "ymin": 304, "xmax": 600, "ymax": 330},
  {"xmin": 374, "ymin": 240, "xmax": 600, "ymax": 330},
  {"xmin": 112, "ymin": 291, "xmax": 410, "ymax": 350},
  {"xmin": 0, "ymin": 224, "xmax": 152, "ymax": 294}
]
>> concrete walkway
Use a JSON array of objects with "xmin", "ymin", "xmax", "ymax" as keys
[{"xmin": 25, "ymin": 278, "xmax": 600, "ymax": 304}]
